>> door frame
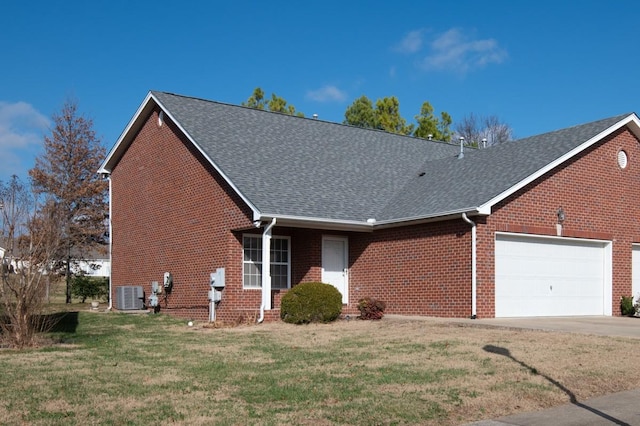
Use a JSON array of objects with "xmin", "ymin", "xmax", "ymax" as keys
[
  {"xmin": 322, "ymin": 235, "xmax": 349, "ymax": 304},
  {"xmin": 632, "ymin": 244, "xmax": 640, "ymax": 305}
]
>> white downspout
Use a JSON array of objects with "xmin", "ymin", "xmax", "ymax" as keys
[
  {"xmin": 462, "ymin": 213, "xmax": 477, "ymax": 319},
  {"xmin": 107, "ymin": 174, "xmax": 113, "ymax": 311},
  {"xmin": 257, "ymin": 218, "xmax": 276, "ymax": 323}
]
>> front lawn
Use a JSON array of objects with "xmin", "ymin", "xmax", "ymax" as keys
[{"xmin": 1, "ymin": 312, "xmax": 640, "ymax": 425}]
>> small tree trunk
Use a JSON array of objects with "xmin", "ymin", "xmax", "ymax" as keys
[{"xmin": 65, "ymin": 256, "xmax": 71, "ymax": 304}]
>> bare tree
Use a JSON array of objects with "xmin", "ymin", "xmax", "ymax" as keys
[
  {"xmin": 0, "ymin": 176, "xmax": 62, "ymax": 348},
  {"xmin": 482, "ymin": 115, "xmax": 513, "ymax": 146},
  {"xmin": 455, "ymin": 113, "xmax": 513, "ymax": 147},
  {"xmin": 29, "ymin": 99, "xmax": 108, "ymax": 304}
]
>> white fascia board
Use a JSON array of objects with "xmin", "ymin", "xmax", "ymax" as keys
[
  {"xmin": 372, "ymin": 207, "xmax": 484, "ymax": 229},
  {"xmin": 98, "ymin": 91, "xmax": 262, "ymax": 221},
  {"xmin": 256, "ymin": 214, "xmax": 374, "ymax": 232},
  {"xmin": 479, "ymin": 113, "xmax": 639, "ymax": 214},
  {"xmin": 150, "ymin": 94, "xmax": 262, "ymax": 220},
  {"xmin": 257, "ymin": 207, "xmax": 485, "ymax": 232},
  {"xmin": 98, "ymin": 92, "xmax": 156, "ymax": 174}
]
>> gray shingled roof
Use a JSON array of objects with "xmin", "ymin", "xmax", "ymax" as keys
[
  {"xmin": 152, "ymin": 91, "xmax": 460, "ymax": 222},
  {"xmin": 149, "ymin": 91, "xmax": 631, "ymax": 224},
  {"xmin": 378, "ymin": 113, "xmax": 630, "ymax": 221}
]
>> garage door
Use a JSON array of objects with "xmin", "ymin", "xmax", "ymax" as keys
[
  {"xmin": 495, "ymin": 233, "xmax": 611, "ymax": 317},
  {"xmin": 632, "ymin": 245, "xmax": 640, "ymax": 305}
]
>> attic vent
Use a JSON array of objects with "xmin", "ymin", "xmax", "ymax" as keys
[
  {"xmin": 116, "ymin": 286, "xmax": 145, "ymax": 310},
  {"xmin": 618, "ymin": 150, "xmax": 628, "ymax": 169},
  {"xmin": 158, "ymin": 111, "xmax": 165, "ymax": 127}
]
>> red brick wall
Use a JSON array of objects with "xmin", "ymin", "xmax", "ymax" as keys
[
  {"xmin": 111, "ymin": 108, "xmax": 640, "ymax": 322},
  {"xmin": 347, "ymin": 221, "xmax": 472, "ymax": 317},
  {"xmin": 476, "ymin": 128, "xmax": 640, "ymax": 317},
  {"xmin": 111, "ymin": 108, "xmax": 258, "ymax": 322}
]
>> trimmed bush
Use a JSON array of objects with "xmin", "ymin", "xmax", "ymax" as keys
[
  {"xmin": 71, "ymin": 275, "xmax": 108, "ymax": 303},
  {"xmin": 280, "ymin": 282, "xmax": 342, "ymax": 324},
  {"xmin": 358, "ymin": 297, "xmax": 386, "ymax": 320},
  {"xmin": 621, "ymin": 295, "xmax": 636, "ymax": 317}
]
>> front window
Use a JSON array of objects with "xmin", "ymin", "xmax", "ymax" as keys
[{"xmin": 243, "ymin": 235, "xmax": 290, "ymax": 289}]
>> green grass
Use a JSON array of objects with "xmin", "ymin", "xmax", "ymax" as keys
[
  {"xmin": 3, "ymin": 311, "xmax": 640, "ymax": 425},
  {"xmin": 0, "ymin": 312, "xmax": 473, "ymax": 425}
]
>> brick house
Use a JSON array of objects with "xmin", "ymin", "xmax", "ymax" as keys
[{"xmin": 99, "ymin": 91, "xmax": 640, "ymax": 321}]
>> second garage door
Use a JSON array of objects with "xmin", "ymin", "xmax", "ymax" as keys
[{"xmin": 495, "ymin": 233, "xmax": 611, "ymax": 317}]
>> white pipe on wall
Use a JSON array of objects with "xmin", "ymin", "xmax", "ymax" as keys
[
  {"xmin": 462, "ymin": 213, "xmax": 477, "ymax": 319},
  {"xmin": 107, "ymin": 174, "xmax": 113, "ymax": 311},
  {"xmin": 257, "ymin": 218, "xmax": 276, "ymax": 323}
]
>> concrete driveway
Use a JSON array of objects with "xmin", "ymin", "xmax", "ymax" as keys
[
  {"xmin": 468, "ymin": 316, "xmax": 640, "ymax": 339},
  {"xmin": 386, "ymin": 315, "xmax": 640, "ymax": 339}
]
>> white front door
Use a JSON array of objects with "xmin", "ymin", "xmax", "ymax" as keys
[{"xmin": 322, "ymin": 236, "xmax": 348, "ymax": 304}]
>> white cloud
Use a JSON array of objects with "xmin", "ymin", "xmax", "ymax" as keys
[
  {"xmin": 393, "ymin": 29, "xmax": 424, "ymax": 54},
  {"xmin": 0, "ymin": 101, "xmax": 50, "ymax": 179},
  {"xmin": 419, "ymin": 28, "xmax": 507, "ymax": 74},
  {"xmin": 306, "ymin": 85, "xmax": 348, "ymax": 103}
]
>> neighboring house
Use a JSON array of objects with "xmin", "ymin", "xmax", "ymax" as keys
[
  {"xmin": 1, "ymin": 243, "xmax": 110, "ymax": 277},
  {"xmin": 70, "ymin": 249, "xmax": 111, "ymax": 278},
  {"xmin": 0, "ymin": 243, "xmax": 21, "ymax": 273},
  {"xmin": 0, "ymin": 245, "xmax": 5, "ymax": 270},
  {"xmin": 99, "ymin": 91, "xmax": 640, "ymax": 321}
]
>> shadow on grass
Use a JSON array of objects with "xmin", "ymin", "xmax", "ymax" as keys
[
  {"xmin": 0, "ymin": 311, "xmax": 79, "ymax": 334},
  {"xmin": 46, "ymin": 311, "xmax": 79, "ymax": 333},
  {"xmin": 483, "ymin": 345, "xmax": 629, "ymax": 426}
]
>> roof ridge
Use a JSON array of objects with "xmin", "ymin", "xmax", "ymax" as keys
[
  {"xmin": 513, "ymin": 112, "xmax": 632, "ymax": 142},
  {"xmin": 151, "ymin": 90, "xmax": 459, "ymax": 148}
]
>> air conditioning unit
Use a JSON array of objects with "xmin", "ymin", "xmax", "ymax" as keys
[{"xmin": 116, "ymin": 286, "xmax": 145, "ymax": 310}]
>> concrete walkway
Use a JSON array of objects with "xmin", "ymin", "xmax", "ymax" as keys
[
  {"xmin": 385, "ymin": 315, "xmax": 640, "ymax": 339},
  {"xmin": 466, "ymin": 387, "xmax": 640, "ymax": 425},
  {"xmin": 469, "ymin": 315, "xmax": 640, "ymax": 339},
  {"xmin": 441, "ymin": 316, "xmax": 640, "ymax": 425}
]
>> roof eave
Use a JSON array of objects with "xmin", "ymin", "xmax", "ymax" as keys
[
  {"xmin": 478, "ymin": 113, "xmax": 640, "ymax": 214},
  {"xmin": 98, "ymin": 92, "xmax": 156, "ymax": 174},
  {"xmin": 372, "ymin": 208, "xmax": 485, "ymax": 229},
  {"xmin": 98, "ymin": 91, "xmax": 263, "ymax": 220},
  {"xmin": 256, "ymin": 208, "xmax": 486, "ymax": 232},
  {"xmin": 256, "ymin": 214, "xmax": 375, "ymax": 232}
]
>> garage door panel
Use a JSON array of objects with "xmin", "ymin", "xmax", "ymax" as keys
[
  {"xmin": 495, "ymin": 234, "xmax": 608, "ymax": 317},
  {"xmin": 633, "ymin": 246, "xmax": 640, "ymax": 305}
]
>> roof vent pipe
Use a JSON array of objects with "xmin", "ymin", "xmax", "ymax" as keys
[
  {"xmin": 482, "ymin": 138, "xmax": 487, "ymax": 149},
  {"xmin": 458, "ymin": 137, "xmax": 465, "ymax": 159}
]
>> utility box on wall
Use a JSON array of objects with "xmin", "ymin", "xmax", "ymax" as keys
[{"xmin": 210, "ymin": 268, "xmax": 225, "ymax": 289}]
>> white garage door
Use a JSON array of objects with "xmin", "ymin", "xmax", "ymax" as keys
[
  {"xmin": 632, "ymin": 245, "xmax": 640, "ymax": 305},
  {"xmin": 495, "ymin": 233, "xmax": 611, "ymax": 317}
]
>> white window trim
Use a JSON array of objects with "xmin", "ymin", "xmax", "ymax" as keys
[{"xmin": 242, "ymin": 234, "xmax": 291, "ymax": 290}]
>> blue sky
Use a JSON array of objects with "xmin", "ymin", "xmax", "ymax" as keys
[{"xmin": 2, "ymin": 1, "xmax": 639, "ymax": 182}]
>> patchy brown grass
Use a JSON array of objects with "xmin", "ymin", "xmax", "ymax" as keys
[
  {"xmin": 2, "ymin": 312, "xmax": 640, "ymax": 425},
  {"xmin": 214, "ymin": 317, "xmax": 640, "ymax": 423}
]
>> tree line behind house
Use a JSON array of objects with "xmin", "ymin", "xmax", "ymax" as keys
[{"xmin": 243, "ymin": 87, "xmax": 513, "ymax": 146}]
